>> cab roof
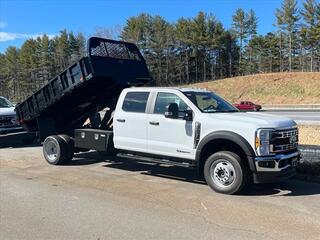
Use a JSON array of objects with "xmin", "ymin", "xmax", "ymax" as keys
[{"xmin": 127, "ymin": 87, "xmax": 210, "ymax": 93}]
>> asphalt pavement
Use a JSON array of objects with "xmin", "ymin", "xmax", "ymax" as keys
[
  {"xmin": 1, "ymin": 146, "xmax": 320, "ymax": 240},
  {"xmin": 261, "ymin": 110, "xmax": 320, "ymax": 125}
]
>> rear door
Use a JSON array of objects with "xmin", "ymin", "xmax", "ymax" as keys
[{"xmin": 113, "ymin": 91, "xmax": 150, "ymax": 152}]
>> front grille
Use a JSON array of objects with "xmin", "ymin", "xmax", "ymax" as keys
[
  {"xmin": 271, "ymin": 128, "xmax": 299, "ymax": 153},
  {"xmin": 0, "ymin": 115, "xmax": 16, "ymax": 127}
]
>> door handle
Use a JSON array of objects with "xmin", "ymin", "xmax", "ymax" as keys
[
  {"xmin": 117, "ymin": 119, "xmax": 125, "ymax": 123},
  {"xmin": 149, "ymin": 121, "xmax": 159, "ymax": 126}
]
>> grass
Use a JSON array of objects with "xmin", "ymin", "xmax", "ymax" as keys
[
  {"xmin": 298, "ymin": 125, "xmax": 320, "ymax": 146},
  {"xmin": 189, "ymin": 72, "xmax": 320, "ymax": 104}
]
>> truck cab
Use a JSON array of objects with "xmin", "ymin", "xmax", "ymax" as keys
[{"xmin": 113, "ymin": 87, "xmax": 300, "ymax": 194}]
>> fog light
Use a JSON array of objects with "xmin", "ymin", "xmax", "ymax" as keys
[{"xmin": 258, "ymin": 160, "xmax": 275, "ymax": 168}]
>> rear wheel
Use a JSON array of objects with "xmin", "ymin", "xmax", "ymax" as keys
[
  {"xmin": 57, "ymin": 134, "xmax": 74, "ymax": 162},
  {"xmin": 43, "ymin": 135, "xmax": 68, "ymax": 165},
  {"xmin": 204, "ymin": 151, "xmax": 247, "ymax": 195}
]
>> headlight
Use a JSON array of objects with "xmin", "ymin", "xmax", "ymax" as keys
[{"xmin": 255, "ymin": 129, "xmax": 274, "ymax": 156}]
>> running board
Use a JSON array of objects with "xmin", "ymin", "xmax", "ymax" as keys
[{"xmin": 117, "ymin": 153, "xmax": 195, "ymax": 168}]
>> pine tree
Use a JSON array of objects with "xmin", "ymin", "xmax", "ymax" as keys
[
  {"xmin": 232, "ymin": 8, "xmax": 247, "ymax": 74},
  {"xmin": 276, "ymin": 0, "xmax": 300, "ymax": 71},
  {"xmin": 301, "ymin": 0, "xmax": 320, "ymax": 71},
  {"xmin": 232, "ymin": 9, "xmax": 258, "ymax": 74},
  {"xmin": 4, "ymin": 47, "xmax": 21, "ymax": 98}
]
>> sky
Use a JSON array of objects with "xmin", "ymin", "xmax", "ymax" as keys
[{"xmin": 0, "ymin": 0, "xmax": 304, "ymax": 53}]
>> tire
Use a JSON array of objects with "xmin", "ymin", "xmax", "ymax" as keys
[
  {"xmin": 253, "ymin": 107, "xmax": 258, "ymax": 111},
  {"xmin": 204, "ymin": 151, "xmax": 247, "ymax": 195},
  {"xmin": 43, "ymin": 135, "xmax": 69, "ymax": 165},
  {"xmin": 57, "ymin": 134, "xmax": 74, "ymax": 162}
]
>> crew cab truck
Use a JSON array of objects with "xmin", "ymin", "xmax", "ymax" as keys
[{"xmin": 16, "ymin": 37, "xmax": 300, "ymax": 195}]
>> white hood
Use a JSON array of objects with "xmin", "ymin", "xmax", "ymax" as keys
[
  {"xmin": 204, "ymin": 112, "xmax": 297, "ymax": 129},
  {"xmin": 0, "ymin": 107, "xmax": 16, "ymax": 116}
]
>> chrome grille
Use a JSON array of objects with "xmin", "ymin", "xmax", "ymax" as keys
[
  {"xmin": 276, "ymin": 129, "xmax": 298, "ymax": 138},
  {"xmin": 0, "ymin": 115, "xmax": 15, "ymax": 127},
  {"xmin": 271, "ymin": 128, "xmax": 299, "ymax": 153}
]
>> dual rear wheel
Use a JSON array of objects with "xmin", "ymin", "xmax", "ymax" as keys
[{"xmin": 43, "ymin": 135, "xmax": 74, "ymax": 165}]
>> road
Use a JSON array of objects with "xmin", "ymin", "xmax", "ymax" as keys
[
  {"xmin": 262, "ymin": 110, "xmax": 320, "ymax": 125},
  {"xmin": 1, "ymin": 146, "xmax": 320, "ymax": 240}
]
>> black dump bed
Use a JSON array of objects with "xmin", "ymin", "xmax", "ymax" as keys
[{"xmin": 15, "ymin": 37, "xmax": 151, "ymax": 137}]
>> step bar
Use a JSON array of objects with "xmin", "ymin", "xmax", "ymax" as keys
[{"xmin": 117, "ymin": 153, "xmax": 195, "ymax": 168}]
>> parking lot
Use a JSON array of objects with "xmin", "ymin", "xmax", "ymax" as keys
[{"xmin": 1, "ymin": 145, "xmax": 320, "ymax": 240}]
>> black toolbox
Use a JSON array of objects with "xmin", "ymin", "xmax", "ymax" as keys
[{"xmin": 74, "ymin": 129, "xmax": 113, "ymax": 152}]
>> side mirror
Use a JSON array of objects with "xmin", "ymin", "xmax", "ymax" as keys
[
  {"xmin": 183, "ymin": 109, "xmax": 193, "ymax": 121},
  {"xmin": 165, "ymin": 103, "xmax": 179, "ymax": 119}
]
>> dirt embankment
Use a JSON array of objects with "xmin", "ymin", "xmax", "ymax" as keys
[{"xmin": 190, "ymin": 72, "xmax": 320, "ymax": 105}]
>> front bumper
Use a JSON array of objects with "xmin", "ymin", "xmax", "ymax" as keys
[{"xmin": 253, "ymin": 152, "xmax": 300, "ymax": 183}]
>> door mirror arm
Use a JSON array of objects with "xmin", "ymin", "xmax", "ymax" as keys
[{"xmin": 182, "ymin": 109, "xmax": 193, "ymax": 121}]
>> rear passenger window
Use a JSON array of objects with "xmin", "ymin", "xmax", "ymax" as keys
[{"xmin": 122, "ymin": 92, "xmax": 149, "ymax": 113}]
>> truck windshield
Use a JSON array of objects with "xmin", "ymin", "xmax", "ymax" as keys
[
  {"xmin": 0, "ymin": 97, "xmax": 14, "ymax": 108},
  {"xmin": 183, "ymin": 91, "xmax": 239, "ymax": 113}
]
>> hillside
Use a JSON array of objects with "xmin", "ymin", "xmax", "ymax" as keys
[{"xmin": 190, "ymin": 72, "xmax": 320, "ymax": 105}]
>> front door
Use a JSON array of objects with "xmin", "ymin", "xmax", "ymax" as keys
[{"xmin": 147, "ymin": 92, "xmax": 195, "ymax": 160}]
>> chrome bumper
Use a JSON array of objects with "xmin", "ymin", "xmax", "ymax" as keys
[{"xmin": 255, "ymin": 151, "xmax": 300, "ymax": 172}]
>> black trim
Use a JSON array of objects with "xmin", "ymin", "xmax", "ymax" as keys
[
  {"xmin": 117, "ymin": 149, "xmax": 195, "ymax": 166},
  {"xmin": 117, "ymin": 153, "xmax": 193, "ymax": 168},
  {"xmin": 196, "ymin": 131, "xmax": 256, "ymax": 171},
  {"xmin": 253, "ymin": 167, "xmax": 296, "ymax": 183}
]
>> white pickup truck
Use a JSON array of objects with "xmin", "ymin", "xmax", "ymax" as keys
[
  {"xmin": 42, "ymin": 87, "xmax": 300, "ymax": 194},
  {"xmin": 0, "ymin": 96, "xmax": 23, "ymax": 134}
]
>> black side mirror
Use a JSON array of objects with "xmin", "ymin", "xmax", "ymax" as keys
[
  {"xmin": 165, "ymin": 103, "xmax": 179, "ymax": 119},
  {"xmin": 183, "ymin": 109, "xmax": 193, "ymax": 121}
]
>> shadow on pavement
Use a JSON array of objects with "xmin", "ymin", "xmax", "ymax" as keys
[
  {"xmin": 72, "ymin": 151, "xmax": 206, "ymax": 185},
  {"xmin": 0, "ymin": 132, "xmax": 38, "ymax": 149},
  {"xmin": 240, "ymin": 180, "xmax": 320, "ymax": 196},
  {"xmin": 68, "ymin": 151, "xmax": 107, "ymax": 165},
  {"xmin": 0, "ymin": 142, "xmax": 41, "ymax": 149},
  {"xmin": 56, "ymin": 151, "xmax": 320, "ymax": 197}
]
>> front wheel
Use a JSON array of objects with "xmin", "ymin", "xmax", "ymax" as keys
[{"xmin": 204, "ymin": 151, "xmax": 247, "ymax": 195}]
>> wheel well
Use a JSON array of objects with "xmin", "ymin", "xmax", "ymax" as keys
[{"xmin": 198, "ymin": 139, "xmax": 249, "ymax": 175}]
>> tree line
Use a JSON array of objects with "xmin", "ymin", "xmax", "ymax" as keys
[
  {"xmin": 0, "ymin": 0, "xmax": 319, "ymax": 101},
  {"xmin": 0, "ymin": 30, "xmax": 86, "ymax": 101}
]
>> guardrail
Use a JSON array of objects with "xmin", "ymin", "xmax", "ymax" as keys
[
  {"xmin": 299, "ymin": 145, "xmax": 320, "ymax": 162},
  {"xmin": 263, "ymin": 104, "xmax": 320, "ymax": 110}
]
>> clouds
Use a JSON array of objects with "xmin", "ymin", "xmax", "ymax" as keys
[
  {"xmin": 0, "ymin": 20, "xmax": 56, "ymax": 42},
  {"xmin": 0, "ymin": 21, "xmax": 8, "ymax": 28},
  {"xmin": 0, "ymin": 32, "xmax": 56, "ymax": 42}
]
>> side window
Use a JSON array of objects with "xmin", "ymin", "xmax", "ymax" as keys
[
  {"xmin": 195, "ymin": 95, "xmax": 218, "ymax": 111},
  {"xmin": 154, "ymin": 92, "xmax": 188, "ymax": 116},
  {"xmin": 122, "ymin": 92, "xmax": 149, "ymax": 113}
]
